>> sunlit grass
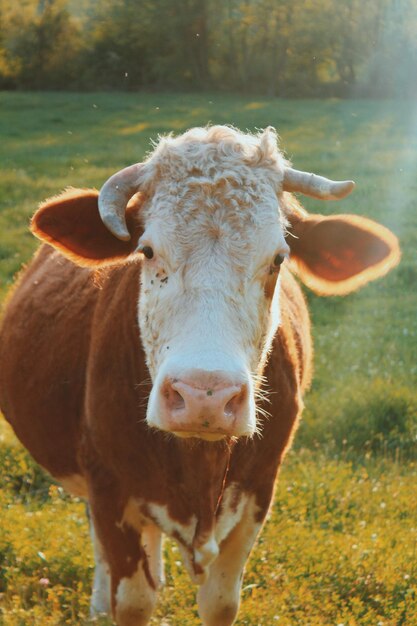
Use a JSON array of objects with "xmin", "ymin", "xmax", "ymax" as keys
[
  {"xmin": 1, "ymin": 413, "xmax": 416, "ymax": 625},
  {"xmin": 1, "ymin": 92, "xmax": 416, "ymax": 624}
]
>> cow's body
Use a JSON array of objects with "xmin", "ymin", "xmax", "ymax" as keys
[
  {"xmin": 0, "ymin": 126, "xmax": 399, "ymax": 625},
  {"xmin": 1, "ymin": 244, "xmax": 309, "ymax": 624}
]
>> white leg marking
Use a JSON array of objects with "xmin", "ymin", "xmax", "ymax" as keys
[
  {"xmin": 89, "ymin": 519, "xmax": 111, "ymax": 616},
  {"xmin": 194, "ymin": 534, "xmax": 219, "ymax": 569},
  {"xmin": 197, "ymin": 494, "xmax": 262, "ymax": 626},
  {"xmin": 115, "ymin": 556, "xmax": 157, "ymax": 626},
  {"xmin": 142, "ymin": 524, "xmax": 165, "ymax": 589},
  {"xmin": 215, "ymin": 483, "xmax": 247, "ymax": 545},
  {"xmin": 112, "ymin": 507, "xmax": 163, "ymax": 626}
]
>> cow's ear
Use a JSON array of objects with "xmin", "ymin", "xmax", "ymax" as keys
[
  {"xmin": 287, "ymin": 212, "xmax": 400, "ymax": 295},
  {"xmin": 31, "ymin": 188, "xmax": 143, "ymax": 267}
]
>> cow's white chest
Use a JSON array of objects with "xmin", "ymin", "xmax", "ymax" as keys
[
  {"xmin": 146, "ymin": 502, "xmax": 198, "ymax": 547},
  {"xmin": 123, "ymin": 484, "xmax": 248, "ymax": 583}
]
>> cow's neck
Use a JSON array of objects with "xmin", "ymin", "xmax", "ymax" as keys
[{"xmin": 130, "ymin": 437, "xmax": 233, "ymax": 581}]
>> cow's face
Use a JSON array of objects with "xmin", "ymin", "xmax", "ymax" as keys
[
  {"xmin": 138, "ymin": 156, "xmax": 289, "ymax": 440},
  {"xmin": 33, "ymin": 126, "xmax": 398, "ymax": 441}
]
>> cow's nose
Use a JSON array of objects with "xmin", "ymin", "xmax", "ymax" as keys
[
  {"xmin": 158, "ymin": 373, "xmax": 251, "ymax": 439},
  {"xmin": 165, "ymin": 379, "xmax": 246, "ymax": 418}
]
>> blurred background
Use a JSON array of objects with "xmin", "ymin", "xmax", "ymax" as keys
[{"xmin": 1, "ymin": 0, "xmax": 417, "ymax": 98}]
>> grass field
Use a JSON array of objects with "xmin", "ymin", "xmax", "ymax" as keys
[{"xmin": 0, "ymin": 92, "xmax": 416, "ymax": 625}]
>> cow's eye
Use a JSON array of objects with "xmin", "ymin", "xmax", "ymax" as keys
[
  {"xmin": 141, "ymin": 246, "xmax": 154, "ymax": 260},
  {"xmin": 273, "ymin": 253, "xmax": 285, "ymax": 268}
]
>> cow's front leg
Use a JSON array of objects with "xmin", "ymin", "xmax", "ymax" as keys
[
  {"xmin": 112, "ymin": 523, "xmax": 163, "ymax": 626},
  {"xmin": 197, "ymin": 495, "xmax": 262, "ymax": 626},
  {"xmin": 90, "ymin": 500, "xmax": 163, "ymax": 626},
  {"xmin": 88, "ymin": 508, "xmax": 111, "ymax": 616}
]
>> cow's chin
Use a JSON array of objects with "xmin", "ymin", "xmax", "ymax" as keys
[
  {"xmin": 146, "ymin": 403, "xmax": 257, "ymax": 441},
  {"xmin": 147, "ymin": 418, "xmax": 256, "ymax": 441},
  {"xmin": 172, "ymin": 430, "xmax": 227, "ymax": 442}
]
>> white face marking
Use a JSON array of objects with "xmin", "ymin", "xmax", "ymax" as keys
[
  {"xmin": 136, "ymin": 127, "xmax": 289, "ymax": 435},
  {"xmin": 139, "ymin": 187, "xmax": 288, "ymax": 378}
]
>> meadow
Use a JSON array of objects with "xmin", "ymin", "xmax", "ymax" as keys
[{"xmin": 0, "ymin": 92, "xmax": 416, "ymax": 625}]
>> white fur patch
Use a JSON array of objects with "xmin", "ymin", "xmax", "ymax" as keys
[
  {"xmin": 89, "ymin": 522, "xmax": 111, "ymax": 616},
  {"xmin": 194, "ymin": 535, "xmax": 219, "ymax": 568},
  {"xmin": 115, "ymin": 487, "xmax": 259, "ymax": 590},
  {"xmin": 136, "ymin": 126, "xmax": 290, "ymax": 409},
  {"xmin": 146, "ymin": 502, "xmax": 197, "ymax": 547},
  {"xmin": 116, "ymin": 499, "xmax": 165, "ymax": 589},
  {"xmin": 197, "ymin": 493, "xmax": 262, "ymax": 625},
  {"xmin": 115, "ymin": 560, "xmax": 157, "ymax": 626},
  {"xmin": 215, "ymin": 483, "xmax": 248, "ymax": 546},
  {"xmin": 142, "ymin": 524, "xmax": 165, "ymax": 589}
]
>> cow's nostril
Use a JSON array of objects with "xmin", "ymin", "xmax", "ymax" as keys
[
  {"xmin": 163, "ymin": 384, "xmax": 186, "ymax": 411},
  {"xmin": 171, "ymin": 389, "xmax": 185, "ymax": 411},
  {"xmin": 224, "ymin": 386, "xmax": 247, "ymax": 417},
  {"xmin": 224, "ymin": 399, "xmax": 234, "ymax": 417}
]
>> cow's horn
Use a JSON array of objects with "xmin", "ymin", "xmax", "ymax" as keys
[
  {"xmin": 98, "ymin": 163, "xmax": 143, "ymax": 241},
  {"xmin": 283, "ymin": 168, "xmax": 355, "ymax": 200}
]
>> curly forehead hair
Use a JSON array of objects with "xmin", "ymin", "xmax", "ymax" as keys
[{"xmin": 139, "ymin": 125, "xmax": 288, "ymax": 191}]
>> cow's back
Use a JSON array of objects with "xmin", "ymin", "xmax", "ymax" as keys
[{"xmin": 0, "ymin": 245, "xmax": 101, "ymax": 478}]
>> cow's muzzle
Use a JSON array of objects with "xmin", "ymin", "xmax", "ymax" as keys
[{"xmin": 148, "ymin": 369, "xmax": 254, "ymax": 440}]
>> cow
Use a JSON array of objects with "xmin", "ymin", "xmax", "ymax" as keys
[{"xmin": 0, "ymin": 126, "xmax": 400, "ymax": 626}]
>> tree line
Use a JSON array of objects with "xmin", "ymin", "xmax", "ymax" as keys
[{"xmin": 1, "ymin": 0, "xmax": 416, "ymax": 97}]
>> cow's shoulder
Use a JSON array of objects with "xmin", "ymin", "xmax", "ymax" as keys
[{"xmin": 0, "ymin": 246, "xmax": 142, "ymax": 480}]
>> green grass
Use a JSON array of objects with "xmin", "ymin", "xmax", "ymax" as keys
[
  {"xmin": 1, "ymin": 416, "xmax": 416, "ymax": 625},
  {"xmin": 1, "ymin": 92, "xmax": 416, "ymax": 624}
]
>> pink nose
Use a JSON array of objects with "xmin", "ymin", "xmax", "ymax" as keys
[{"xmin": 158, "ymin": 372, "xmax": 251, "ymax": 439}]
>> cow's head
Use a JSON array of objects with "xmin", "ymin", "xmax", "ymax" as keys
[{"xmin": 32, "ymin": 126, "xmax": 400, "ymax": 441}]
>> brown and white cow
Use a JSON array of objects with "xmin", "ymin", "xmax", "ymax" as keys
[{"xmin": 0, "ymin": 126, "xmax": 400, "ymax": 625}]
